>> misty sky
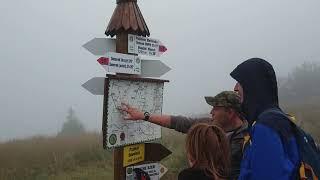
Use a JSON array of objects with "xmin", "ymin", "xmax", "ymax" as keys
[{"xmin": 1, "ymin": 0, "xmax": 320, "ymax": 141}]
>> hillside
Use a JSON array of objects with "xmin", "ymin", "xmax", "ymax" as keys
[{"xmin": 0, "ymin": 129, "xmax": 187, "ymax": 180}]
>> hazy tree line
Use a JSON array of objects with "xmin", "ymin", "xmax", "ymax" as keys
[
  {"xmin": 279, "ymin": 62, "xmax": 320, "ymax": 105},
  {"xmin": 58, "ymin": 107, "xmax": 85, "ymax": 137},
  {"xmin": 279, "ymin": 62, "xmax": 320, "ymax": 141}
]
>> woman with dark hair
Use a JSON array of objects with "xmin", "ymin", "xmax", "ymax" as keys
[{"xmin": 178, "ymin": 123, "xmax": 231, "ymax": 180}]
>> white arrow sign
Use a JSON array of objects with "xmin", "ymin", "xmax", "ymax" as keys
[
  {"xmin": 81, "ymin": 77, "xmax": 105, "ymax": 95},
  {"xmin": 128, "ymin": 34, "xmax": 167, "ymax": 57},
  {"xmin": 97, "ymin": 52, "xmax": 141, "ymax": 75},
  {"xmin": 159, "ymin": 163, "xmax": 168, "ymax": 179},
  {"xmin": 83, "ymin": 36, "xmax": 167, "ymax": 57},
  {"xmin": 140, "ymin": 60, "xmax": 171, "ymax": 78},
  {"xmin": 126, "ymin": 163, "xmax": 163, "ymax": 180},
  {"xmin": 82, "ymin": 38, "xmax": 116, "ymax": 56},
  {"xmin": 82, "ymin": 63, "xmax": 170, "ymax": 95},
  {"xmin": 97, "ymin": 53, "xmax": 171, "ymax": 77}
]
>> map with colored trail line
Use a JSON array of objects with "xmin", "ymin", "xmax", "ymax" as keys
[{"xmin": 106, "ymin": 78, "xmax": 164, "ymax": 148}]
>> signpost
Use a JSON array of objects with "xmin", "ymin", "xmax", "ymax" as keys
[
  {"xmin": 97, "ymin": 52, "xmax": 141, "ymax": 74},
  {"xmin": 140, "ymin": 60, "xmax": 171, "ymax": 78},
  {"xmin": 81, "ymin": 77, "xmax": 105, "ymax": 95},
  {"xmin": 83, "ymin": 38, "xmax": 116, "ymax": 56},
  {"xmin": 83, "ymin": 38, "xmax": 171, "ymax": 77},
  {"xmin": 159, "ymin": 164, "xmax": 168, "ymax": 179},
  {"xmin": 97, "ymin": 56, "xmax": 171, "ymax": 77},
  {"xmin": 144, "ymin": 143, "xmax": 171, "ymax": 162},
  {"xmin": 82, "ymin": 58, "xmax": 171, "ymax": 95},
  {"xmin": 83, "ymin": 34, "xmax": 167, "ymax": 56},
  {"xmin": 126, "ymin": 162, "xmax": 168, "ymax": 180},
  {"xmin": 83, "ymin": 35, "xmax": 167, "ymax": 57},
  {"xmin": 123, "ymin": 144, "xmax": 145, "ymax": 167},
  {"xmin": 128, "ymin": 34, "xmax": 167, "ymax": 57},
  {"xmin": 82, "ymin": 0, "xmax": 172, "ymax": 179}
]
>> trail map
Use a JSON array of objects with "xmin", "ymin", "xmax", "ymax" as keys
[{"xmin": 105, "ymin": 78, "xmax": 164, "ymax": 148}]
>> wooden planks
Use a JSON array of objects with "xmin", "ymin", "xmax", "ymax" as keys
[{"xmin": 105, "ymin": 1, "xmax": 150, "ymax": 37}]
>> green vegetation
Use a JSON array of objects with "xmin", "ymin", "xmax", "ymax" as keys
[
  {"xmin": 160, "ymin": 128, "xmax": 188, "ymax": 179},
  {"xmin": 58, "ymin": 108, "xmax": 85, "ymax": 137},
  {"xmin": 0, "ymin": 133, "xmax": 113, "ymax": 180},
  {"xmin": 0, "ymin": 105, "xmax": 187, "ymax": 179},
  {"xmin": 279, "ymin": 61, "xmax": 320, "ymax": 142},
  {"xmin": 0, "ymin": 130, "xmax": 186, "ymax": 180}
]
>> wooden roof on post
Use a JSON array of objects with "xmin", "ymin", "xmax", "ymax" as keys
[{"xmin": 105, "ymin": 0, "xmax": 150, "ymax": 37}]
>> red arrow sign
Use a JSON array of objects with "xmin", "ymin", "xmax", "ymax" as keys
[
  {"xmin": 97, "ymin": 57, "xmax": 109, "ymax": 65},
  {"xmin": 159, "ymin": 45, "xmax": 167, "ymax": 53}
]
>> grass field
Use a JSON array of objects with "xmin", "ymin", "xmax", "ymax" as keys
[
  {"xmin": 1, "ymin": 104, "xmax": 319, "ymax": 180},
  {"xmin": 0, "ymin": 128, "xmax": 187, "ymax": 180}
]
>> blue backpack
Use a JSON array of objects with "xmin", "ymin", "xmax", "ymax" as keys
[
  {"xmin": 243, "ymin": 109, "xmax": 320, "ymax": 180},
  {"xmin": 292, "ymin": 122, "xmax": 320, "ymax": 180}
]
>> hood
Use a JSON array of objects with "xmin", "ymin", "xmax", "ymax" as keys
[{"xmin": 230, "ymin": 58, "xmax": 279, "ymax": 124}]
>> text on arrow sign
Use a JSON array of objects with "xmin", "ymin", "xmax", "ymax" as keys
[{"xmin": 128, "ymin": 34, "xmax": 167, "ymax": 57}]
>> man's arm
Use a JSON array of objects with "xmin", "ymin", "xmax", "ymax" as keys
[
  {"xmin": 120, "ymin": 103, "xmax": 211, "ymax": 133},
  {"xmin": 120, "ymin": 103, "xmax": 172, "ymax": 127},
  {"xmin": 144, "ymin": 114, "xmax": 173, "ymax": 128},
  {"xmin": 170, "ymin": 115, "xmax": 211, "ymax": 133}
]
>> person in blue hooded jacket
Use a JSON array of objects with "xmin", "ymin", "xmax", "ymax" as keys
[{"xmin": 230, "ymin": 58, "xmax": 300, "ymax": 180}]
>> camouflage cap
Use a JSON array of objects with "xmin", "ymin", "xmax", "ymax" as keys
[{"xmin": 205, "ymin": 91, "xmax": 241, "ymax": 112}]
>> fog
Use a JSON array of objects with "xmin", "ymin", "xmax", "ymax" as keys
[{"xmin": 1, "ymin": 0, "xmax": 320, "ymax": 141}]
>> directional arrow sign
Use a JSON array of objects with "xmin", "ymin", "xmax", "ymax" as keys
[
  {"xmin": 128, "ymin": 34, "xmax": 167, "ymax": 57},
  {"xmin": 83, "ymin": 38, "xmax": 116, "ymax": 56},
  {"xmin": 159, "ymin": 164, "xmax": 168, "ymax": 179},
  {"xmin": 98, "ymin": 55, "xmax": 171, "ymax": 77},
  {"xmin": 97, "ymin": 52, "xmax": 141, "ymax": 75},
  {"xmin": 141, "ymin": 60, "xmax": 171, "ymax": 78},
  {"xmin": 126, "ymin": 162, "xmax": 162, "ymax": 180},
  {"xmin": 123, "ymin": 144, "xmax": 145, "ymax": 167},
  {"xmin": 81, "ymin": 77, "xmax": 105, "ymax": 95},
  {"xmin": 145, "ymin": 143, "xmax": 171, "ymax": 162}
]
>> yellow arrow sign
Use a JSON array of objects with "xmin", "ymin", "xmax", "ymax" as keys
[{"xmin": 123, "ymin": 144, "xmax": 145, "ymax": 167}]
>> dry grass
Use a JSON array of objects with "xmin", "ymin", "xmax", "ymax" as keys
[
  {"xmin": 1, "ymin": 105, "xmax": 319, "ymax": 180},
  {"xmin": 160, "ymin": 128, "xmax": 188, "ymax": 179},
  {"xmin": 0, "ymin": 129, "xmax": 187, "ymax": 180},
  {"xmin": 0, "ymin": 132, "xmax": 113, "ymax": 180},
  {"xmin": 283, "ymin": 103, "xmax": 320, "ymax": 142}
]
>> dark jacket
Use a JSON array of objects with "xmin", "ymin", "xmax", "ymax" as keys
[
  {"xmin": 178, "ymin": 168, "xmax": 215, "ymax": 180},
  {"xmin": 227, "ymin": 120, "xmax": 248, "ymax": 179},
  {"xmin": 170, "ymin": 116, "xmax": 248, "ymax": 179},
  {"xmin": 230, "ymin": 58, "xmax": 300, "ymax": 180}
]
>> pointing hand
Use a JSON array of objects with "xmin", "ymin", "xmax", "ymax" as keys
[{"xmin": 120, "ymin": 103, "xmax": 144, "ymax": 120}]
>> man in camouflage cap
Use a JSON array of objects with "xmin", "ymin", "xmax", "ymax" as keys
[
  {"xmin": 205, "ymin": 91, "xmax": 243, "ymax": 132},
  {"xmin": 121, "ymin": 90, "xmax": 248, "ymax": 179},
  {"xmin": 203, "ymin": 91, "xmax": 247, "ymax": 179},
  {"xmin": 205, "ymin": 91, "xmax": 241, "ymax": 112}
]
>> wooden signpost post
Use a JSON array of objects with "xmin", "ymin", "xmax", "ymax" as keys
[{"xmin": 82, "ymin": 0, "xmax": 171, "ymax": 179}]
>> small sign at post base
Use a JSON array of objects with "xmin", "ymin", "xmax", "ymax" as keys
[{"xmin": 123, "ymin": 144, "xmax": 145, "ymax": 167}]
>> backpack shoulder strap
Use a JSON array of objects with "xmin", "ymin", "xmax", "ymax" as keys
[{"xmin": 242, "ymin": 121, "xmax": 256, "ymax": 152}]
